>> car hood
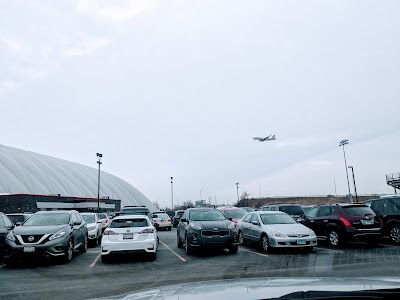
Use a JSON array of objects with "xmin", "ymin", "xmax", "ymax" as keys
[
  {"xmin": 190, "ymin": 220, "xmax": 231, "ymax": 230},
  {"xmin": 13, "ymin": 224, "xmax": 68, "ymax": 235},
  {"xmin": 91, "ymin": 277, "xmax": 400, "ymax": 300},
  {"xmin": 262, "ymin": 223, "xmax": 310, "ymax": 235}
]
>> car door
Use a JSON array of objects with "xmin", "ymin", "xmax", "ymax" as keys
[
  {"xmin": 178, "ymin": 211, "xmax": 188, "ymax": 242},
  {"xmin": 75, "ymin": 213, "xmax": 87, "ymax": 243},
  {"xmin": 71, "ymin": 213, "xmax": 82, "ymax": 245},
  {"xmin": 240, "ymin": 213, "xmax": 253, "ymax": 241},
  {"xmin": 299, "ymin": 207, "xmax": 319, "ymax": 233},
  {"xmin": 313, "ymin": 206, "xmax": 332, "ymax": 236},
  {"xmin": 249, "ymin": 214, "xmax": 263, "ymax": 241}
]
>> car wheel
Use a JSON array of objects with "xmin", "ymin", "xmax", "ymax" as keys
[
  {"xmin": 79, "ymin": 235, "xmax": 88, "ymax": 253},
  {"xmin": 389, "ymin": 224, "xmax": 400, "ymax": 244},
  {"xmin": 238, "ymin": 230, "xmax": 246, "ymax": 245},
  {"xmin": 229, "ymin": 246, "xmax": 238, "ymax": 254},
  {"xmin": 101, "ymin": 255, "xmax": 110, "ymax": 263},
  {"xmin": 167, "ymin": 226, "xmax": 171, "ymax": 231},
  {"xmin": 261, "ymin": 234, "xmax": 270, "ymax": 252},
  {"xmin": 185, "ymin": 235, "xmax": 192, "ymax": 255},
  {"xmin": 177, "ymin": 233, "xmax": 183, "ymax": 248},
  {"xmin": 328, "ymin": 228, "xmax": 341, "ymax": 247},
  {"xmin": 149, "ymin": 252, "xmax": 157, "ymax": 260},
  {"xmin": 93, "ymin": 235, "xmax": 99, "ymax": 247},
  {"xmin": 63, "ymin": 239, "xmax": 74, "ymax": 263}
]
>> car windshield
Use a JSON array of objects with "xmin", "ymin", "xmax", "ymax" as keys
[
  {"xmin": 343, "ymin": 206, "xmax": 375, "ymax": 216},
  {"xmin": 81, "ymin": 215, "xmax": 95, "ymax": 223},
  {"xmin": 177, "ymin": 212, "xmax": 184, "ymax": 217},
  {"xmin": 225, "ymin": 209, "xmax": 247, "ymax": 219},
  {"xmin": 110, "ymin": 218, "xmax": 149, "ymax": 228},
  {"xmin": 189, "ymin": 210, "xmax": 226, "ymax": 221},
  {"xmin": 260, "ymin": 214, "xmax": 297, "ymax": 225},
  {"xmin": 279, "ymin": 206, "xmax": 305, "ymax": 215},
  {"xmin": 23, "ymin": 214, "xmax": 70, "ymax": 226}
]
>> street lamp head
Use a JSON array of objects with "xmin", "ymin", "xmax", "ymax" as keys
[
  {"xmin": 339, "ymin": 139, "xmax": 349, "ymax": 147},
  {"xmin": 348, "ymin": 166, "xmax": 353, "ymax": 169},
  {"xmin": 96, "ymin": 153, "xmax": 103, "ymax": 158},
  {"xmin": 236, "ymin": 182, "xmax": 239, "ymax": 186}
]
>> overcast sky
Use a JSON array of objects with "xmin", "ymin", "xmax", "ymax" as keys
[{"xmin": 1, "ymin": 0, "xmax": 399, "ymax": 208}]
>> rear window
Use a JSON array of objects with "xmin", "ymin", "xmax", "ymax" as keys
[
  {"xmin": 97, "ymin": 213, "xmax": 107, "ymax": 219},
  {"xmin": 225, "ymin": 209, "xmax": 247, "ymax": 220},
  {"xmin": 177, "ymin": 211, "xmax": 184, "ymax": 217},
  {"xmin": 342, "ymin": 206, "xmax": 375, "ymax": 216},
  {"xmin": 110, "ymin": 218, "xmax": 149, "ymax": 228},
  {"xmin": 7, "ymin": 215, "xmax": 25, "ymax": 224},
  {"xmin": 153, "ymin": 213, "xmax": 169, "ymax": 219},
  {"xmin": 279, "ymin": 206, "xmax": 304, "ymax": 215}
]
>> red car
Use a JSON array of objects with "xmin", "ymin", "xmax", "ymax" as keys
[{"xmin": 218, "ymin": 207, "xmax": 247, "ymax": 226}]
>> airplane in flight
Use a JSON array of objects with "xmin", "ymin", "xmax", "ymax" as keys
[{"xmin": 253, "ymin": 134, "xmax": 276, "ymax": 142}]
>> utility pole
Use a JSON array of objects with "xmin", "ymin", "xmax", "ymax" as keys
[
  {"xmin": 170, "ymin": 177, "xmax": 174, "ymax": 210},
  {"xmin": 236, "ymin": 182, "xmax": 239, "ymax": 203},
  {"xmin": 96, "ymin": 153, "xmax": 103, "ymax": 212},
  {"xmin": 339, "ymin": 139, "xmax": 352, "ymax": 203},
  {"xmin": 348, "ymin": 166, "xmax": 359, "ymax": 203}
]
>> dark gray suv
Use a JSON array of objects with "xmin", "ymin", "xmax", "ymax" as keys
[
  {"xmin": 4, "ymin": 210, "xmax": 88, "ymax": 265},
  {"xmin": 177, "ymin": 208, "xmax": 238, "ymax": 255}
]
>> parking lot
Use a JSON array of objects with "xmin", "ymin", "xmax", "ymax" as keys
[{"xmin": 1, "ymin": 227, "xmax": 400, "ymax": 300}]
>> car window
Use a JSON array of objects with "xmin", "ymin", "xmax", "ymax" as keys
[
  {"xmin": 279, "ymin": 206, "xmax": 304, "ymax": 215},
  {"xmin": 243, "ymin": 213, "xmax": 252, "ymax": 223},
  {"xmin": 305, "ymin": 207, "xmax": 318, "ymax": 218},
  {"xmin": 98, "ymin": 213, "xmax": 107, "ymax": 219},
  {"xmin": 177, "ymin": 211, "xmax": 184, "ymax": 217},
  {"xmin": 250, "ymin": 214, "xmax": 260, "ymax": 224},
  {"xmin": 261, "ymin": 213, "xmax": 296, "ymax": 225},
  {"xmin": 2, "ymin": 215, "xmax": 13, "ymax": 228},
  {"xmin": 224, "ymin": 209, "xmax": 247, "ymax": 220},
  {"xmin": 24, "ymin": 213, "xmax": 70, "ymax": 226},
  {"xmin": 82, "ymin": 214, "xmax": 96, "ymax": 223},
  {"xmin": 7, "ymin": 215, "xmax": 25, "ymax": 224},
  {"xmin": 342, "ymin": 206, "xmax": 375, "ymax": 216},
  {"xmin": 0, "ymin": 215, "xmax": 6, "ymax": 228},
  {"xmin": 317, "ymin": 206, "xmax": 331, "ymax": 217},
  {"xmin": 189, "ymin": 210, "xmax": 226, "ymax": 221},
  {"xmin": 110, "ymin": 218, "xmax": 149, "ymax": 228},
  {"xmin": 369, "ymin": 200, "xmax": 384, "ymax": 215},
  {"xmin": 386, "ymin": 199, "xmax": 400, "ymax": 215}
]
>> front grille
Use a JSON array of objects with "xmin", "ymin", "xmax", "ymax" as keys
[
  {"xmin": 20, "ymin": 235, "xmax": 45, "ymax": 243},
  {"xmin": 287, "ymin": 234, "xmax": 309, "ymax": 238},
  {"xmin": 201, "ymin": 230, "xmax": 230, "ymax": 237}
]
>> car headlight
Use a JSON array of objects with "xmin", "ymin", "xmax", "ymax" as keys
[
  {"xmin": 228, "ymin": 222, "xmax": 235, "ymax": 230},
  {"xmin": 309, "ymin": 230, "xmax": 316, "ymax": 237},
  {"xmin": 49, "ymin": 230, "xmax": 66, "ymax": 241},
  {"xmin": 190, "ymin": 223, "xmax": 202, "ymax": 230},
  {"xmin": 6, "ymin": 232, "xmax": 15, "ymax": 242},
  {"xmin": 271, "ymin": 231, "xmax": 287, "ymax": 238},
  {"xmin": 87, "ymin": 226, "xmax": 96, "ymax": 231}
]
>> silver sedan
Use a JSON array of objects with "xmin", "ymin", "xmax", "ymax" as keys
[{"xmin": 236, "ymin": 211, "xmax": 317, "ymax": 252}]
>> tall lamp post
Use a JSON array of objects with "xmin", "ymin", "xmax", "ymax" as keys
[
  {"xmin": 339, "ymin": 139, "xmax": 352, "ymax": 203},
  {"xmin": 96, "ymin": 153, "xmax": 103, "ymax": 212},
  {"xmin": 236, "ymin": 182, "xmax": 239, "ymax": 203},
  {"xmin": 348, "ymin": 166, "xmax": 359, "ymax": 203},
  {"xmin": 257, "ymin": 183, "xmax": 262, "ymax": 198},
  {"xmin": 171, "ymin": 177, "xmax": 174, "ymax": 210}
]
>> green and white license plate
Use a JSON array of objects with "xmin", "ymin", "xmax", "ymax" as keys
[
  {"xmin": 361, "ymin": 219, "xmax": 373, "ymax": 225},
  {"xmin": 297, "ymin": 239, "xmax": 306, "ymax": 245}
]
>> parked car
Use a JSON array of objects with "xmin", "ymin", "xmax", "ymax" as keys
[
  {"xmin": 166, "ymin": 210, "xmax": 175, "ymax": 219},
  {"xmin": 173, "ymin": 210, "xmax": 185, "ymax": 227},
  {"xmin": 242, "ymin": 207, "xmax": 255, "ymax": 213},
  {"xmin": 152, "ymin": 212, "xmax": 172, "ymax": 231},
  {"xmin": 4, "ymin": 210, "xmax": 88, "ymax": 264},
  {"xmin": 101, "ymin": 214, "xmax": 157, "ymax": 262},
  {"xmin": 177, "ymin": 208, "xmax": 238, "ymax": 255},
  {"xmin": 6, "ymin": 213, "xmax": 32, "ymax": 226},
  {"xmin": 97, "ymin": 213, "xmax": 109, "ymax": 231},
  {"xmin": 259, "ymin": 204, "xmax": 305, "ymax": 220},
  {"xmin": 115, "ymin": 206, "xmax": 151, "ymax": 219},
  {"xmin": 81, "ymin": 213, "xmax": 103, "ymax": 246},
  {"xmin": 236, "ymin": 211, "xmax": 317, "ymax": 252},
  {"xmin": 297, "ymin": 204, "xmax": 382, "ymax": 247},
  {"xmin": 364, "ymin": 196, "xmax": 400, "ymax": 244},
  {"xmin": 301, "ymin": 206, "xmax": 314, "ymax": 213},
  {"xmin": 0, "ymin": 213, "xmax": 15, "ymax": 258},
  {"xmin": 218, "ymin": 207, "xmax": 247, "ymax": 226}
]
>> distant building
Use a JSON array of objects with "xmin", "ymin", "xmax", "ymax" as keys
[{"xmin": 0, "ymin": 144, "xmax": 156, "ymax": 212}]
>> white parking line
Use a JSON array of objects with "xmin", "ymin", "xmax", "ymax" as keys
[
  {"xmin": 240, "ymin": 248, "xmax": 269, "ymax": 257},
  {"xmin": 159, "ymin": 240, "xmax": 186, "ymax": 262},
  {"xmin": 315, "ymin": 247, "xmax": 345, "ymax": 253},
  {"xmin": 90, "ymin": 253, "xmax": 102, "ymax": 267}
]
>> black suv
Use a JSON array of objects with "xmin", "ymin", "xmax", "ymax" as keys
[
  {"xmin": 177, "ymin": 208, "xmax": 238, "ymax": 255},
  {"xmin": 364, "ymin": 196, "xmax": 400, "ymax": 244},
  {"xmin": 4, "ymin": 210, "xmax": 88, "ymax": 264},
  {"xmin": 259, "ymin": 204, "xmax": 305, "ymax": 219},
  {"xmin": 298, "ymin": 204, "xmax": 382, "ymax": 247},
  {"xmin": 0, "ymin": 213, "xmax": 15, "ymax": 258}
]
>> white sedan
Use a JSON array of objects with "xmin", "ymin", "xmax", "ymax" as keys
[
  {"xmin": 236, "ymin": 211, "xmax": 317, "ymax": 252},
  {"xmin": 101, "ymin": 215, "xmax": 157, "ymax": 262},
  {"xmin": 81, "ymin": 212, "xmax": 103, "ymax": 246}
]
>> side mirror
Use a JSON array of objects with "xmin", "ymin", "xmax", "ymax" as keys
[
  {"xmin": 251, "ymin": 220, "xmax": 260, "ymax": 226},
  {"xmin": 16, "ymin": 222, "xmax": 22, "ymax": 226},
  {"xmin": 180, "ymin": 218, "xmax": 187, "ymax": 223},
  {"xmin": 228, "ymin": 217, "xmax": 233, "ymax": 221},
  {"xmin": 73, "ymin": 221, "xmax": 81, "ymax": 226}
]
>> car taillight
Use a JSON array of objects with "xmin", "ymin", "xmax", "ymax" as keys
[
  {"xmin": 339, "ymin": 217, "xmax": 352, "ymax": 227},
  {"xmin": 140, "ymin": 229, "xmax": 154, "ymax": 234},
  {"xmin": 103, "ymin": 230, "xmax": 118, "ymax": 235},
  {"xmin": 168, "ymin": 219, "xmax": 171, "ymax": 222},
  {"xmin": 153, "ymin": 219, "xmax": 158, "ymax": 223},
  {"xmin": 105, "ymin": 219, "xmax": 109, "ymax": 224}
]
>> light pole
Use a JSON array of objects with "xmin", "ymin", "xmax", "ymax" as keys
[
  {"xmin": 236, "ymin": 182, "xmax": 239, "ymax": 203},
  {"xmin": 257, "ymin": 183, "xmax": 262, "ymax": 198},
  {"xmin": 348, "ymin": 166, "xmax": 359, "ymax": 203},
  {"xmin": 170, "ymin": 177, "xmax": 174, "ymax": 210},
  {"xmin": 96, "ymin": 153, "xmax": 103, "ymax": 212},
  {"xmin": 339, "ymin": 139, "xmax": 352, "ymax": 202}
]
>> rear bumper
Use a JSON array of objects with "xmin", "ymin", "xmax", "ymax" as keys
[
  {"xmin": 101, "ymin": 239, "xmax": 157, "ymax": 256},
  {"xmin": 344, "ymin": 229, "xmax": 382, "ymax": 242}
]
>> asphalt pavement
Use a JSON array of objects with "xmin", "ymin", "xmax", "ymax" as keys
[{"xmin": 1, "ymin": 227, "xmax": 400, "ymax": 300}]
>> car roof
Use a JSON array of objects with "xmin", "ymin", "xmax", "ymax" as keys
[
  {"xmin": 35, "ymin": 210, "xmax": 75, "ymax": 214},
  {"xmin": 6, "ymin": 213, "xmax": 32, "ymax": 216},
  {"xmin": 256, "ymin": 211, "xmax": 287, "ymax": 215},
  {"xmin": 80, "ymin": 212, "xmax": 96, "ymax": 215},
  {"xmin": 188, "ymin": 207, "xmax": 217, "ymax": 211},
  {"xmin": 112, "ymin": 214, "xmax": 151, "ymax": 220},
  {"xmin": 220, "ymin": 207, "xmax": 246, "ymax": 211}
]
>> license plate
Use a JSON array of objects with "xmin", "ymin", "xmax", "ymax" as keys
[
  {"xmin": 123, "ymin": 234, "xmax": 134, "ymax": 239},
  {"xmin": 23, "ymin": 246, "xmax": 35, "ymax": 253},
  {"xmin": 361, "ymin": 219, "xmax": 373, "ymax": 225},
  {"xmin": 297, "ymin": 239, "xmax": 306, "ymax": 245}
]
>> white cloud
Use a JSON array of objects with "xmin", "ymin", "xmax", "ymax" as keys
[
  {"xmin": 76, "ymin": 0, "xmax": 155, "ymax": 24},
  {"xmin": 63, "ymin": 37, "xmax": 111, "ymax": 57},
  {"xmin": 0, "ymin": 80, "xmax": 17, "ymax": 90}
]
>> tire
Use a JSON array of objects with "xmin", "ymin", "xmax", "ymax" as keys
[
  {"xmin": 389, "ymin": 224, "xmax": 400, "ymax": 244},
  {"xmin": 79, "ymin": 235, "xmax": 88, "ymax": 253},
  {"xmin": 92, "ymin": 236, "xmax": 99, "ymax": 247},
  {"xmin": 327, "ymin": 228, "xmax": 341, "ymax": 247},
  {"xmin": 238, "ymin": 230, "xmax": 246, "ymax": 245},
  {"xmin": 149, "ymin": 252, "xmax": 157, "ymax": 260},
  {"xmin": 63, "ymin": 239, "xmax": 74, "ymax": 263},
  {"xmin": 229, "ymin": 246, "xmax": 238, "ymax": 254},
  {"xmin": 185, "ymin": 235, "xmax": 192, "ymax": 255},
  {"xmin": 260, "ymin": 234, "xmax": 270, "ymax": 253},
  {"xmin": 177, "ymin": 233, "xmax": 183, "ymax": 248},
  {"xmin": 168, "ymin": 226, "xmax": 171, "ymax": 231},
  {"xmin": 101, "ymin": 255, "xmax": 110, "ymax": 263}
]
